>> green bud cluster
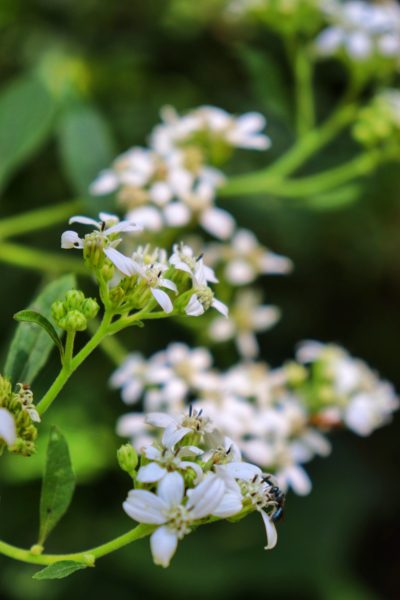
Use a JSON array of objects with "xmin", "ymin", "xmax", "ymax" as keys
[
  {"xmin": 51, "ymin": 289, "xmax": 100, "ymax": 332},
  {"xmin": 0, "ymin": 375, "xmax": 38, "ymax": 456},
  {"xmin": 353, "ymin": 91, "xmax": 400, "ymax": 151}
]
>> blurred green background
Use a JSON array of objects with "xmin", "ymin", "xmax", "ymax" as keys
[{"xmin": 0, "ymin": 1, "xmax": 399, "ymax": 598}]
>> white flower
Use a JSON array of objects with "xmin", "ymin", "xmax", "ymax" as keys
[
  {"xmin": 0, "ymin": 408, "xmax": 17, "ymax": 447},
  {"xmin": 104, "ymin": 247, "xmax": 177, "ymax": 313},
  {"xmin": 151, "ymin": 105, "xmax": 270, "ymax": 154},
  {"xmin": 316, "ymin": 0, "xmax": 400, "ymax": 63},
  {"xmin": 123, "ymin": 472, "xmax": 225, "ymax": 567},
  {"xmin": 240, "ymin": 474, "xmax": 279, "ymax": 550},
  {"xmin": 146, "ymin": 408, "xmax": 217, "ymax": 448},
  {"xmin": 136, "ymin": 444, "xmax": 204, "ymax": 484},
  {"xmin": 110, "ymin": 353, "xmax": 148, "ymax": 405},
  {"xmin": 169, "ymin": 242, "xmax": 218, "ymax": 285},
  {"xmin": 209, "ymin": 289, "xmax": 280, "ymax": 358},
  {"xmin": 61, "ymin": 212, "xmax": 141, "ymax": 251},
  {"xmin": 185, "ymin": 288, "xmax": 229, "ymax": 318},
  {"xmin": 205, "ymin": 229, "xmax": 293, "ymax": 286}
]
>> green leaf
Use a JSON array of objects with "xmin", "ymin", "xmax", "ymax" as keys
[
  {"xmin": 58, "ymin": 103, "xmax": 116, "ymax": 198},
  {"xmin": 304, "ymin": 184, "xmax": 362, "ymax": 211},
  {"xmin": 4, "ymin": 274, "xmax": 75, "ymax": 384},
  {"xmin": 38, "ymin": 426, "xmax": 75, "ymax": 545},
  {"xmin": 237, "ymin": 45, "xmax": 292, "ymax": 125},
  {"xmin": 33, "ymin": 561, "xmax": 88, "ymax": 580},
  {"xmin": 0, "ymin": 75, "xmax": 56, "ymax": 192},
  {"xmin": 13, "ymin": 310, "xmax": 64, "ymax": 362}
]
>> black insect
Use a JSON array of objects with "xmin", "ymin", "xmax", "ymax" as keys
[{"xmin": 263, "ymin": 475, "xmax": 286, "ymax": 522}]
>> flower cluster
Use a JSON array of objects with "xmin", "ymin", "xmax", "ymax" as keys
[
  {"xmin": 0, "ymin": 376, "xmax": 39, "ymax": 456},
  {"xmin": 114, "ymin": 341, "xmax": 398, "ymax": 496},
  {"xmin": 316, "ymin": 0, "xmax": 400, "ymax": 74},
  {"xmin": 62, "ymin": 215, "xmax": 227, "ymax": 318},
  {"xmin": 90, "ymin": 106, "xmax": 269, "ymax": 240},
  {"xmin": 120, "ymin": 407, "xmax": 284, "ymax": 567},
  {"xmin": 294, "ymin": 341, "xmax": 400, "ymax": 436},
  {"xmin": 51, "ymin": 289, "xmax": 99, "ymax": 332}
]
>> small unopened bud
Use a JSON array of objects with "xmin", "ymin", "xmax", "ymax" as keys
[
  {"xmin": 81, "ymin": 298, "xmax": 100, "ymax": 320},
  {"xmin": 117, "ymin": 443, "xmax": 138, "ymax": 477},
  {"xmin": 100, "ymin": 263, "xmax": 115, "ymax": 281},
  {"xmin": 51, "ymin": 300, "xmax": 66, "ymax": 322},
  {"xmin": 65, "ymin": 289, "xmax": 85, "ymax": 310},
  {"xmin": 61, "ymin": 310, "xmax": 87, "ymax": 332},
  {"xmin": 285, "ymin": 362, "xmax": 307, "ymax": 386}
]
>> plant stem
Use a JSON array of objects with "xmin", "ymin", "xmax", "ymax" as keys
[
  {"xmin": 220, "ymin": 150, "xmax": 379, "ymax": 199},
  {"xmin": 294, "ymin": 45, "xmax": 315, "ymax": 138},
  {"xmin": 0, "ymin": 199, "xmax": 84, "ymax": 240},
  {"xmin": 37, "ymin": 312, "xmax": 113, "ymax": 415},
  {"xmin": 63, "ymin": 331, "xmax": 76, "ymax": 370},
  {"xmin": 220, "ymin": 103, "xmax": 358, "ymax": 197},
  {"xmin": 0, "ymin": 242, "xmax": 87, "ymax": 275},
  {"xmin": 0, "ymin": 524, "xmax": 154, "ymax": 566}
]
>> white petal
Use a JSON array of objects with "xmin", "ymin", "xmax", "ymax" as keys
[
  {"xmin": 200, "ymin": 207, "xmax": 236, "ymax": 240},
  {"xmin": 90, "ymin": 170, "xmax": 119, "ymax": 195},
  {"xmin": 145, "ymin": 413, "xmax": 176, "ymax": 428},
  {"xmin": 136, "ymin": 463, "xmax": 167, "ymax": 483},
  {"xmin": 151, "ymin": 288, "xmax": 173, "ymax": 313},
  {"xmin": 260, "ymin": 510, "xmax": 278, "ymax": 550},
  {"xmin": 106, "ymin": 221, "xmax": 142, "ymax": 235},
  {"xmin": 121, "ymin": 380, "xmax": 143, "ymax": 405},
  {"xmin": 61, "ymin": 230, "xmax": 83, "ymax": 249},
  {"xmin": 160, "ymin": 279, "xmax": 178, "ymax": 293},
  {"xmin": 162, "ymin": 425, "xmax": 192, "ymax": 448},
  {"xmin": 212, "ymin": 491, "xmax": 243, "ymax": 518},
  {"xmin": 223, "ymin": 462, "xmax": 262, "ymax": 480},
  {"xmin": 187, "ymin": 474, "xmax": 225, "ymax": 519},
  {"xmin": 237, "ymin": 331, "xmax": 258, "ymax": 359},
  {"xmin": 104, "ymin": 247, "xmax": 136, "ymax": 276},
  {"xmin": 123, "ymin": 490, "xmax": 167, "ymax": 524},
  {"xmin": 0, "ymin": 408, "xmax": 16, "ymax": 446},
  {"xmin": 157, "ymin": 472, "xmax": 185, "ymax": 507},
  {"xmin": 150, "ymin": 526, "xmax": 179, "ymax": 568},
  {"xmin": 127, "ymin": 206, "xmax": 163, "ymax": 231},
  {"xmin": 164, "ymin": 202, "xmax": 191, "ymax": 227},
  {"xmin": 185, "ymin": 295, "xmax": 204, "ymax": 317},
  {"xmin": 69, "ymin": 215, "xmax": 99, "ymax": 227},
  {"xmin": 212, "ymin": 298, "xmax": 229, "ymax": 317}
]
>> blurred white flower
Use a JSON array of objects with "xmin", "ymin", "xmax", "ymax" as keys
[
  {"xmin": 209, "ymin": 289, "xmax": 280, "ymax": 358},
  {"xmin": 316, "ymin": 0, "xmax": 400, "ymax": 63},
  {"xmin": 205, "ymin": 228, "xmax": 293, "ymax": 286}
]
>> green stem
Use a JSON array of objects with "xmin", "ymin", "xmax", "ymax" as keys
[
  {"xmin": 63, "ymin": 331, "xmax": 76, "ymax": 370},
  {"xmin": 220, "ymin": 103, "xmax": 358, "ymax": 197},
  {"xmin": 0, "ymin": 524, "xmax": 154, "ymax": 566},
  {"xmin": 87, "ymin": 319, "xmax": 128, "ymax": 366},
  {"xmin": 0, "ymin": 242, "xmax": 87, "ymax": 275},
  {"xmin": 294, "ymin": 45, "xmax": 315, "ymax": 138},
  {"xmin": 0, "ymin": 199, "xmax": 84, "ymax": 240},
  {"xmin": 221, "ymin": 150, "xmax": 380, "ymax": 199},
  {"xmin": 37, "ymin": 312, "xmax": 113, "ymax": 415}
]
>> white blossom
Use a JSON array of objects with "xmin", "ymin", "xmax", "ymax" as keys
[
  {"xmin": 123, "ymin": 472, "xmax": 225, "ymax": 567},
  {"xmin": 0, "ymin": 408, "xmax": 17, "ymax": 447},
  {"xmin": 208, "ymin": 289, "xmax": 280, "ymax": 358}
]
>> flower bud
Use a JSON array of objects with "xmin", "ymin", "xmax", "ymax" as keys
[
  {"xmin": 65, "ymin": 289, "xmax": 86, "ymax": 310},
  {"xmin": 81, "ymin": 298, "xmax": 100, "ymax": 320},
  {"xmin": 100, "ymin": 262, "xmax": 115, "ymax": 281},
  {"xmin": 51, "ymin": 300, "xmax": 66, "ymax": 322},
  {"xmin": 60, "ymin": 310, "xmax": 87, "ymax": 332},
  {"xmin": 117, "ymin": 443, "xmax": 138, "ymax": 477}
]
